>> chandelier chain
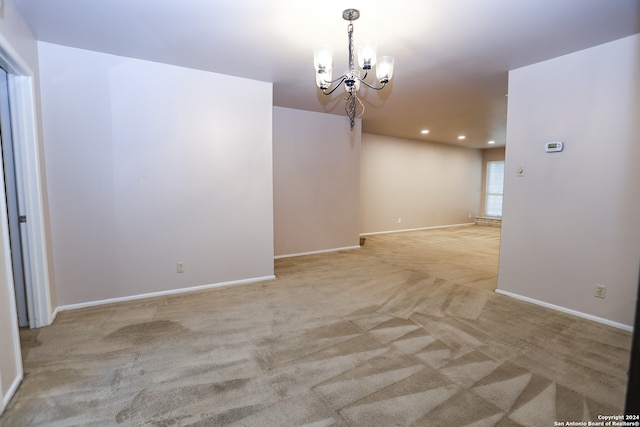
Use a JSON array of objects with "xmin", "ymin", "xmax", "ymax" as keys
[{"xmin": 348, "ymin": 22, "xmax": 355, "ymax": 80}]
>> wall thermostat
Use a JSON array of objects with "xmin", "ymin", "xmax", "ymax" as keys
[{"xmin": 545, "ymin": 141, "xmax": 564, "ymax": 153}]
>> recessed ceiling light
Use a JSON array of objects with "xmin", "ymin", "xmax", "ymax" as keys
[
  {"xmin": 457, "ymin": 135, "xmax": 466, "ymax": 140},
  {"xmin": 488, "ymin": 140, "xmax": 495, "ymax": 145},
  {"xmin": 421, "ymin": 129, "xmax": 429, "ymax": 134}
]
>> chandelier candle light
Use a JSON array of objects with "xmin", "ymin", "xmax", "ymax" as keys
[{"xmin": 314, "ymin": 8, "xmax": 395, "ymax": 130}]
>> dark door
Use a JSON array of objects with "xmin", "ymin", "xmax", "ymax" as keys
[
  {"xmin": 626, "ymin": 267, "xmax": 640, "ymax": 414},
  {"xmin": 0, "ymin": 67, "xmax": 29, "ymax": 327}
]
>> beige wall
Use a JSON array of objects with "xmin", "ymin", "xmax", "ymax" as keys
[
  {"xmin": 360, "ymin": 133, "xmax": 482, "ymax": 234},
  {"xmin": 480, "ymin": 147, "xmax": 506, "ymax": 216},
  {"xmin": 273, "ymin": 107, "xmax": 361, "ymax": 256},
  {"xmin": 497, "ymin": 34, "xmax": 640, "ymax": 328},
  {"xmin": 39, "ymin": 43, "xmax": 274, "ymax": 307}
]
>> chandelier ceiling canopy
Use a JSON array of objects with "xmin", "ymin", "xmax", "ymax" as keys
[{"xmin": 313, "ymin": 8, "xmax": 395, "ymax": 130}]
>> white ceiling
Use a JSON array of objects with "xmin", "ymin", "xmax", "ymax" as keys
[{"xmin": 14, "ymin": 0, "xmax": 640, "ymax": 148}]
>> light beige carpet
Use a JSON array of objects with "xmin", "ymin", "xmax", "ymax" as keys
[{"xmin": 0, "ymin": 225, "xmax": 631, "ymax": 426}]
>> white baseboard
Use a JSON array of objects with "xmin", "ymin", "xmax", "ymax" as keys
[
  {"xmin": 274, "ymin": 245, "xmax": 360, "ymax": 260},
  {"xmin": 275, "ymin": 224, "xmax": 477, "ymax": 258},
  {"xmin": 1, "ymin": 373, "xmax": 23, "ymax": 415},
  {"xmin": 51, "ymin": 306, "xmax": 60, "ymax": 322},
  {"xmin": 56, "ymin": 275, "xmax": 276, "ymax": 313},
  {"xmin": 360, "ymin": 222, "xmax": 474, "ymax": 236},
  {"xmin": 495, "ymin": 289, "xmax": 633, "ymax": 332}
]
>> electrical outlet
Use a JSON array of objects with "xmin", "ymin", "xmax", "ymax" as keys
[
  {"xmin": 177, "ymin": 262, "xmax": 185, "ymax": 273},
  {"xmin": 594, "ymin": 284, "xmax": 606, "ymax": 299},
  {"xmin": 397, "ymin": 218, "xmax": 402, "ymax": 224}
]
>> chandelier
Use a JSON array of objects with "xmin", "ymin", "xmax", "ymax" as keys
[{"xmin": 313, "ymin": 8, "xmax": 395, "ymax": 130}]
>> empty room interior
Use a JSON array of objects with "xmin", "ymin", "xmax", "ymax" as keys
[{"xmin": 0, "ymin": 1, "xmax": 639, "ymax": 425}]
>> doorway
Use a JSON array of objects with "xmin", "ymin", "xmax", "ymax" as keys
[
  {"xmin": 0, "ymin": 38, "xmax": 53, "ymax": 329},
  {"xmin": 0, "ymin": 33, "xmax": 55, "ymax": 416},
  {"xmin": 0, "ymin": 67, "xmax": 29, "ymax": 327}
]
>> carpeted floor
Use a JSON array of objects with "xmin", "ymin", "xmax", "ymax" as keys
[{"xmin": 0, "ymin": 225, "xmax": 632, "ymax": 426}]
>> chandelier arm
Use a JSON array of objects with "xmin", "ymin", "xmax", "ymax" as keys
[
  {"xmin": 321, "ymin": 77, "xmax": 348, "ymax": 95},
  {"xmin": 357, "ymin": 80, "xmax": 387, "ymax": 91},
  {"xmin": 326, "ymin": 75, "xmax": 348, "ymax": 85}
]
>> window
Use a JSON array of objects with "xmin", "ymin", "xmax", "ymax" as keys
[{"xmin": 485, "ymin": 161, "xmax": 504, "ymax": 217}]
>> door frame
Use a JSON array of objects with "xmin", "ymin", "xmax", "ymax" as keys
[{"xmin": 0, "ymin": 35, "xmax": 53, "ymax": 329}]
